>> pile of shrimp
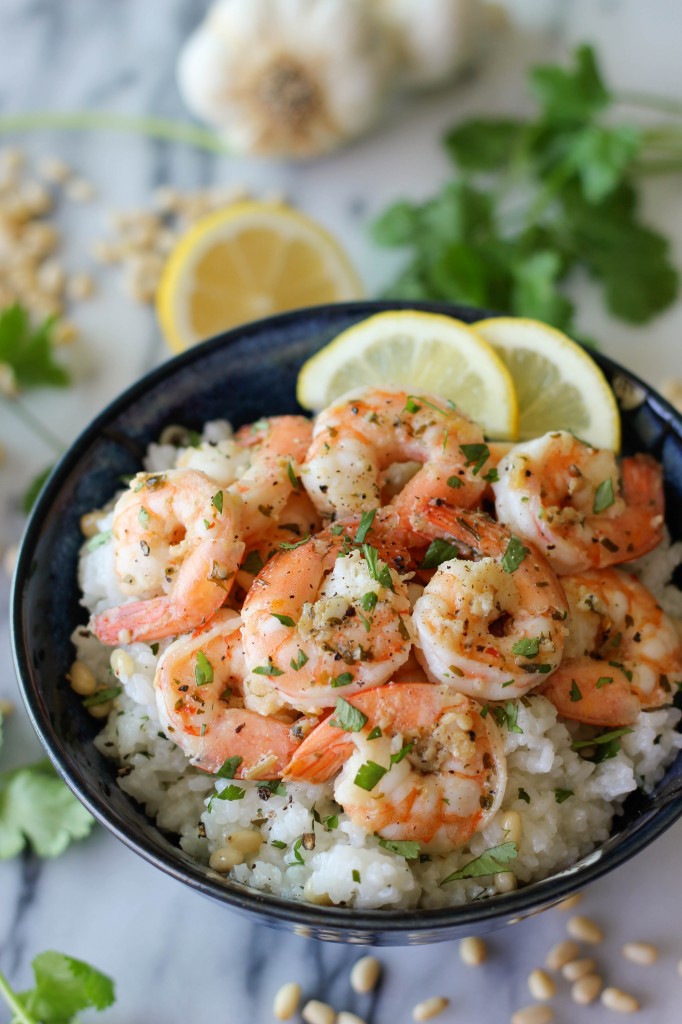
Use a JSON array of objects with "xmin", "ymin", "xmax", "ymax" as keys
[{"xmin": 89, "ymin": 386, "xmax": 682, "ymax": 870}]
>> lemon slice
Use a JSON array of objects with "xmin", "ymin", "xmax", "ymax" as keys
[
  {"xmin": 157, "ymin": 201, "xmax": 364, "ymax": 351},
  {"xmin": 297, "ymin": 310, "xmax": 518, "ymax": 439},
  {"xmin": 473, "ymin": 317, "xmax": 621, "ymax": 451}
]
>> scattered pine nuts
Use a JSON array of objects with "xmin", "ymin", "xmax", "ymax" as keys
[
  {"xmin": 600, "ymin": 987, "xmax": 641, "ymax": 1013},
  {"xmin": 80, "ymin": 512, "xmax": 103, "ymax": 538},
  {"xmin": 545, "ymin": 939, "xmax": 581, "ymax": 970},
  {"xmin": 66, "ymin": 272, "xmax": 95, "ymax": 301},
  {"xmin": 301, "ymin": 999, "xmax": 336, "ymax": 1024},
  {"xmin": 208, "ymin": 845, "xmax": 244, "ymax": 872},
  {"xmin": 494, "ymin": 871, "xmax": 517, "ymax": 892},
  {"xmin": 110, "ymin": 648, "xmax": 135, "ymax": 678},
  {"xmin": 572, "ymin": 973, "xmax": 603, "ymax": 1005},
  {"xmin": 228, "ymin": 828, "xmax": 262, "ymax": 854},
  {"xmin": 527, "ymin": 969, "xmax": 555, "ymax": 1000},
  {"xmin": 65, "ymin": 177, "xmax": 96, "ymax": 203},
  {"xmin": 87, "ymin": 700, "xmax": 113, "ymax": 719},
  {"xmin": 337, "ymin": 1014, "xmax": 366, "ymax": 1024},
  {"xmin": 67, "ymin": 660, "xmax": 98, "ymax": 696},
  {"xmin": 622, "ymin": 941, "xmax": 658, "ymax": 966},
  {"xmin": 511, "ymin": 1005, "xmax": 554, "ymax": 1024},
  {"xmin": 38, "ymin": 156, "xmax": 72, "ymax": 184},
  {"xmin": 459, "ymin": 936, "xmax": 487, "ymax": 966},
  {"xmin": 555, "ymin": 892, "xmax": 582, "ymax": 911},
  {"xmin": 350, "ymin": 955, "xmax": 381, "ymax": 994},
  {"xmin": 567, "ymin": 915, "xmax": 604, "ymax": 944},
  {"xmin": 562, "ymin": 957, "xmax": 596, "ymax": 982},
  {"xmin": 272, "ymin": 981, "xmax": 301, "ymax": 1020},
  {"xmin": 412, "ymin": 996, "xmax": 449, "ymax": 1021}
]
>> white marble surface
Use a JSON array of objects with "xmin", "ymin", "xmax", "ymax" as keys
[{"xmin": 1, "ymin": 1, "xmax": 682, "ymax": 1021}]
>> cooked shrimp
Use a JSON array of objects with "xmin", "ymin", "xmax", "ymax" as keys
[
  {"xmin": 409, "ymin": 502, "xmax": 568, "ymax": 700},
  {"xmin": 92, "ymin": 469, "xmax": 244, "ymax": 645},
  {"xmin": 540, "ymin": 568, "xmax": 682, "ymax": 726},
  {"xmin": 155, "ymin": 610, "xmax": 301, "ymax": 776},
  {"xmin": 284, "ymin": 683, "xmax": 507, "ymax": 852},
  {"xmin": 231, "ymin": 415, "xmax": 313, "ymax": 540},
  {"xmin": 493, "ymin": 431, "xmax": 664, "ymax": 574},
  {"xmin": 240, "ymin": 512, "xmax": 415, "ymax": 715},
  {"xmin": 302, "ymin": 386, "xmax": 489, "ymax": 521}
]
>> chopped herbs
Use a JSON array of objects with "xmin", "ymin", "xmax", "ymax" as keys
[
  {"xmin": 331, "ymin": 672, "xmax": 354, "ymax": 688},
  {"xmin": 492, "ymin": 701, "xmax": 523, "ymax": 734},
  {"xmin": 378, "ymin": 838, "xmax": 420, "ymax": 859},
  {"xmin": 212, "ymin": 784, "xmax": 245, "ymax": 804},
  {"xmin": 330, "ymin": 697, "xmax": 368, "ymax": 733},
  {"xmin": 194, "ymin": 651, "xmax": 213, "ymax": 687},
  {"xmin": 271, "ymin": 839, "xmax": 287, "ymax": 849},
  {"xmin": 419, "ymin": 538, "xmax": 460, "ymax": 569},
  {"xmin": 272, "ymin": 613, "xmax": 296, "ymax": 627},
  {"xmin": 215, "ymin": 755, "xmax": 242, "ymax": 779},
  {"xmin": 404, "ymin": 396, "xmax": 422, "ymax": 413},
  {"xmin": 290, "ymin": 836, "xmax": 305, "ymax": 865},
  {"xmin": 572, "ymin": 726, "xmax": 634, "ymax": 762},
  {"xmin": 242, "ymin": 550, "xmax": 265, "ymax": 575},
  {"xmin": 211, "ymin": 490, "xmax": 224, "ymax": 514},
  {"xmin": 362, "ymin": 543, "xmax": 394, "ymax": 590},
  {"xmin": 596, "ymin": 676, "xmax": 613, "ymax": 688},
  {"xmin": 86, "ymin": 529, "xmax": 113, "ymax": 552},
  {"xmin": 354, "ymin": 760, "xmax": 388, "ymax": 791},
  {"xmin": 138, "ymin": 506, "xmax": 150, "ymax": 527},
  {"xmin": 355, "ymin": 508, "xmax": 377, "ymax": 544},
  {"xmin": 483, "ymin": 467, "xmax": 499, "ymax": 483},
  {"xmin": 555, "ymin": 788, "xmax": 574, "ymax": 803},
  {"xmin": 570, "ymin": 680, "xmax": 583, "ymax": 702},
  {"xmin": 512, "ymin": 637, "xmax": 541, "ymax": 658},
  {"xmin": 501, "ymin": 535, "xmax": 529, "ymax": 574},
  {"xmin": 390, "ymin": 742, "xmax": 414, "ymax": 765},
  {"xmin": 360, "ymin": 591, "xmax": 378, "ymax": 613},
  {"xmin": 459, "ymin": 443, "xmax": 490, "ymax": 475},
  {"xmin": 150, "ymin": 643, "xmax": 159, "ymax": 656},
  {"xmin": 278, "ymin": 534, "xmax": 311, "ymax": 550},
  {"xmin": 352, "ymin": 869, "xmax": 362, "ymax": 882},
  {"xmin": 447, "ymin": 475, "xmax": 463, "ymax": 488},
  {"xmin": 608, "ymin": 660, "xmax": 633, "ymax": 682},
  {"xmin": 290, "ymin": 650, "xmax": 309, "ymax": 671},
  {"xmin": 253, "ymin": 659, "xmax": 284, "ymax": 677},
  {"xmin": 593, "ymin": 477, "xmax": 615, "ymax": 514},
  {"xmin": 82, "ymin": 686, "xmax": 122, "ymax": 707},
  {"xmin": 367, "ymin": 726, "xmax": 382, "ymax": 740},
  {"xmin": 441, "ymin": 842, "xmax": 518, "ymax": 884},
  {"xmin": 286, "ymin": 461, "xmax": 300, "ymax": 489}
]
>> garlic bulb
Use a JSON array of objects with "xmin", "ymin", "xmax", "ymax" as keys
[
  {"xmin": 177, "ymin": 0, "xmax": 395, "ymax": 160},
  {"xmin": 372, "ymin": 0, "xmax": 487, "ymax": 91}
]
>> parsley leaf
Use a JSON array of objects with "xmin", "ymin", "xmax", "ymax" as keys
[
  {"xmin": 195, "ymin": 651, "xmax": 213, "ymax": 687},
  {"xmin": 441, "ymin": 842, "xmax": 518, "ymax": 884},
  {"xmin": 501, "ymin": 536, "xmax": 529, "ymax": 574},
  {"xmin": 419, "ymin": 538, "xmax": 459, "ymax": 569},
  {"xmin": 355, "ymin": 508, "xmax": 377, "ymax": 544},
  {"xmin": 0, "ymin": 304, "xmax": 70, "ymax": 390},
  {"xmin": 330, "ymin": 697, "xmax": 368, "ymax": 733},
  {"xmin": 511, "ymin": 637, "xmax": 540, "ymax": 658},
  {"xmin": 0, "ymin": 950, "xmax": 116, "ymax": 1023},
  {"xmin": 593, "ymin": 477, "xmax": 615, "ymax": 513},
  {"xmin": 378, "ymin": 838, "xmax": 420, "ymax": 859},
  {"xmin": 354, "ymin": 761, "xmax": 388, "ymax": 791}
]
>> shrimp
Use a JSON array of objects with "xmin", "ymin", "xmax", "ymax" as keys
[
  {"xmin": 302, "ymin": 386, "xmax": 489, "ymax": 521},
  {"xmin": 155, "ymin": 610, "xmax": 301, "ymax": 776},
  {"xmin": 284, "ymin": 683, "xmax": 507, "ymax": 852},
  {"xmin": 240, "ymin": 511, "xmax": 416, "ymax": 715},
  {"xmin": 493, "ymin": 431, "xmax": 664, "ymax": 574},
  {"xmin": 231, "ymin": 415, "xmax": 313, "ymax": 540},
  {"xmin": 92, "ymin": 469, "xmax": 244, "ymax": 645},
  {"xmin": 409, "ymin": 502, "xmax": 569, "ymax": 700},
  {"xmin": 539, "ymin": 568, "xmax": 682, "ymax": 726}
]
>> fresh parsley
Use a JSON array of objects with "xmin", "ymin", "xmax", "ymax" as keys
[
  {"xmin": 378, "ymin": 838, "xmax": 420, "ymax": 859},
  {"xmin": 441, "ymin": 842, "xmax": 518, "ymax": 884},
  {"xmin": 330, "ymin": 697, "xmax": 368, "ymax": 733},
  {"xmin": 354, "ymin": 760, "xmax": 388, "ymax": 791},
  {"xmin": 501, "ymin": 536, "xmax": 529, "ymax": 574},
  {"xmin": 419, "ymin": 538, "xmax": 460, "ymax": 569},
  {"xmin": 0, "ymin": 950, "xmax": 115, "ymax": 1024},
  {"xmin": 195, "ymin": 651, "xmax": 213, "ymax": 687}
]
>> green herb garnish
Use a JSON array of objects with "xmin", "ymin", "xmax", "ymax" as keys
[
  {"xmin": 378, "ymin": 839, "xmax": 420, "ymax": 859},
  {"xmin": 354, "ymin": 761, "xmax": 388, "ymax": 791},
  {"xmin": 419, "ymin": 538, "xmax": 459, "ymax": 569},
  {"xmin": 272, "ymin": 613, "xmax": 296, "ymax": 627},
  {"xmin": 330, "ymin": 697, "xmax": 368, "ymax": 733},
  {"xmin": 593, "ymin": 478, "xmax": 615, "ymax": 513},
  {"xmin": 441, "ymin": 842, "xmax": 518, "ymax": 884},
  {"xmin": 195, "ymin": 651, "xmax": 213, "ymax": 687},
  {"xmin": 501, "ymin": 536, "xmax": 529, "ymax": 574}
]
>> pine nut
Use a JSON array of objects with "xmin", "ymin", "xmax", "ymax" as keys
[
  {"xmin": 501, "ymin": 810, "xmax": 522, "ymax": 845},
  {"xmin": 622, "ymin": 941, "xmax": 658, "ymax": 966},
  {"xmin": 600, "ymin": 987, "xmax": 640, "ymax": 1013},
  {"xmin": 272, "ymin": 982, "xmax": 301, "ymax": 1020},
  {"xmin": 0, "ymin": 699, "xmax": 14, "ymax": 717},
  {"xmin": 38, "ymin": 156, "xmax": 72, "ymax": 184},
  {"xmin": 350, "ymin": 955, "xmax": 381, "ymax": 994},
  {"xmin": 80, "ymin": 512, "xmax": 103, "ymax": 538},
  {"xmin": 562, "ymin": 957, "xmax": 596, "ymax": 981},
  {"xmin": 208, "ymin": 845, "xmax": 244, "ymax": 872},
  {"xmin": 572, "ymin": 973, "xmax": 602, "ymax": 1005},
  {"xmin": 567, "ymin": 915, "xmax": 604, "ymax": 944},
  {"xmin": 528, "ymin": 969, "xmax": 555, "ymax": 1000},
  {"xmin": 511, "ymin": 1005, "xmax": 554, "ymax": 1024},
  {"xmin": 495, "ymin": 871, "xmax": 517, "ymax": 892},
  {"xmin": 545, "ymin": 939, "xmax": 580, "ymax": 970},
  {"xmin": 67, "ymin": 272, "xmax": 95, "ymax": 301},
  {"xmin": 337, "ymin": 1014, "xmax": 366, "ymax": 1024},
  {"xmin": 555, "ymin": 892, "xmax": 583, "ymax": 911},
  {"xmin": 66, "ymin": 177, "xmax": 96, "ymax": 202},
  {"xmin": 229, "ymin": 828, "xmax": 262, "ymax": 854},
  {"xmin": 302, "ymin": 1000, "xmax": 336, "ymax": 1024},
  {"xmin": 67, "ymin": 660, "xmax": 97, "ymax": 696},
  {"xmin": 110, "ymin": 648, "xmax": 135, "ymax": 678},
  {"xmin": 412, "ymin": 996, "xmax": 449, "ymax": 1021},
  {"xmin": 460, "ymin": 936, "xmax": 487, "ymax": 966},
  {"xmin": 87, "ymin": 700, "xmax": 113, "ymax": 719}
]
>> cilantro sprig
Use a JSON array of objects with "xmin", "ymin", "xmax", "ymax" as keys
[
  {"xmin": 372, "ymin": 45, "xmax": 680, "ymax": 334},
  {"xmin": 0, "ymin": 951, "xmax": 115, "ymax": 1024}
]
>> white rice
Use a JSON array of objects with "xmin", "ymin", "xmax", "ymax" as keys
[{"xmin": 73, "ymin": 428, "xmax": 682, "ymax": 910}]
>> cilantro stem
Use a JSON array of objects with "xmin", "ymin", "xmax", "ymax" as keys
[
  {"xmin": 0, "ymin": 971, "xmax": 38, "ymax": 1024},
  {"xmin": 0, "ymin": 111, "xmax": 228, "ymax": 152},
  {"xmin": 0, "ymin": 397, "xmax": 66, "ymax": 455}
]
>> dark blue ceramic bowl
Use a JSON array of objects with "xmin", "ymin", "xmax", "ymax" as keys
[{"xmin": 12, "ymin": 301, "xmax": 682, "ymax": 944}]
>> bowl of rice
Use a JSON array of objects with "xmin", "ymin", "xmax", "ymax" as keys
[{"xmin": 12, "ymin": 300, "xmax": 682, "ymax": 944}]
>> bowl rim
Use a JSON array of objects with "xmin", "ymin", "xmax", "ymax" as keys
[{"xmin": 11, "ymin": 299, "xmax": 682, "ymax": 936}]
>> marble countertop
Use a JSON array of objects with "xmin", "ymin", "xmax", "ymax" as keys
[{"xmin": 1, "ymin": 1, "xmax": 682, "ymax": 1021}]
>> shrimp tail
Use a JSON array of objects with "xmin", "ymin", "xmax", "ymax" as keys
[{"xmin": 283, "ymin": 721, "xmax": 353, "ymax": 784}]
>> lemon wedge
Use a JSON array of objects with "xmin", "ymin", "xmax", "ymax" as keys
[
  {"xmin": 296, "ymin": 310, "xmax": 518, "ymax": 439},
  {"xmin": 473, "ymin": 317, "xmax": 621, "ymax": 451},
  {"xmin": 157, "ymin": 201, "xmax": 364, "ymax": 351}
]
